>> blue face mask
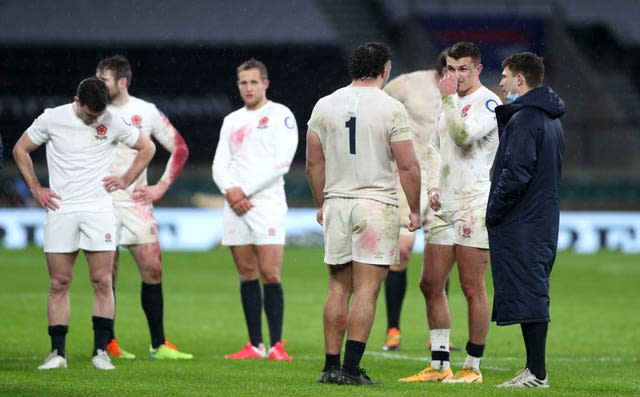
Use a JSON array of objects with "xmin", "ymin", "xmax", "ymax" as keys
[{"xmin": 505, "ymin": 78, "xmax": 519, "ymax": 103}]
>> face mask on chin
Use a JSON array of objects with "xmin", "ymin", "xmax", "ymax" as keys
[{"xmin": 505, "ymin": 77, "xmax": 519, "ymax": 103}]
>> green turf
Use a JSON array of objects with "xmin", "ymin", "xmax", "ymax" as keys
[{"xmin": 0, "ymin": 246, "xmax": 639, "ymax": 396}]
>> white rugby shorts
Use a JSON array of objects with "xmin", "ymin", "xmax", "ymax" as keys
[
  {"xmin": 323, "ymin": 197, "xmax": 399, "ymax": 266},
  {"xmin": 221, "ymin": 200, "xmax": 287, "ymax": 245},
  {"xmin": 44, "ymin": 210, "xmax": 117, "ymax": 253},
  {"xmin": 114, "ymin": 203, "xmax": 158, "ymax": 245},
  {"xmin": 425, "ymin": 194, "xmax": 489, "ymax": 249}
]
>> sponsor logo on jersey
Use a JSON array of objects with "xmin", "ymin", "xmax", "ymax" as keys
[
  {"xmin": 95, "ymin": 124, "xmax": 108, "ymax": 141},
  {"xmin": 131, "ymin": 114, "xmax": 143, "ymax": 127},
  {"xmin": 257, "ymin": 116, "xmax": 269, "ymax": 129},
  {"xmin": 105, "ymin": 233, "xmax": 112, "ymax": 243},
  {"xmin": 485, "ymin": 99, "xmax": 498, "ymax": 113},
  {"xmin": 284, "ymin": 116, "xmax": 295, "ymax": 129},
  {"xmin": 460, "ymin": 104, "xmax": 471, "ymax": 117}
]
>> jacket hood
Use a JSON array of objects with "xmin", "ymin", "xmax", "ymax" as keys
[{"xmin": 497, "ymin": 85, "xmax": 565, "ymax": 123}]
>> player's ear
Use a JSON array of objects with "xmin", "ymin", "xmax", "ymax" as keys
[{"xmin": 262, "ymin": 79, "xmax": 270, "ymax": 89}]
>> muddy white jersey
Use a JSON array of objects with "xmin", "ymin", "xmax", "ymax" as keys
[
  {"xmin": 212, "ymin": 100, "xmax": 298, "ymax": 202},
  {"xmin": 307, "ymin": 84, "xmax": 412, "ymax": 206},
  {"xmin": 427, "ymin": 85, "xmax": 501, "ymax": 202},
  {"xmin": 108, "ymin": 97, "xmax": 178, "ymax": 206},
  {"xmin": 26, "ymin": 103, "xmax": 139, "ymax": 212},
  {"xmin": 384, "ymin": 70, "xmax": 441, "ymax": 177}
]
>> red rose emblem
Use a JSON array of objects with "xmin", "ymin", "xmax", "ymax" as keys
[
  {"xmin": 96, "ymin": 124, "xmax": 107, "ymax": 135},
  {"xmin": 259, "ymin": 116, "xmax": 269, "ymax": 127},
  {"xmin": 460, "ymin": 104, "xmax": 471, "ymax": 117},
  {"xmin": 131, "ymin": 115, "xmax": 142, "ymax": 126},
  {"xmin": 105, "ymin": 233, "xmax": 112, "ymax": 242}
]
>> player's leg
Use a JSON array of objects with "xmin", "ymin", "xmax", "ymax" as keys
[
  {"xmin": 225, "ymin": 244, "xmax": 265, "ymax": 358},
  {"xmin": 318, "ymin": 262, "xmax": 352, "ymax": 383},
  {"xmin": 42, "ymin": 252, "xmax": 76, "ymax": 364},
  {"xmin": 84, "ymin": 250, "xmax": 116, "ymax": 370},
  {"xmin": 38, "ymin": 211, "xmax": 79, "ymax": 369},
  {"xmin": 442, "ymin": 245, "xmax": 489, "ymax": 384},
  {"xmin": 399, "ymin": 242, "xmax": 455, "ymax": 383},
  {"xmin": 382, "ymin": 230, "xmax": 414, "ymax": 351},
  {"xmin": 255, "ymin": 244, "xmax": 291, "ymax": 360}
]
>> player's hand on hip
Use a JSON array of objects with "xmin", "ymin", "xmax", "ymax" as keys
[
  {"xmin": 428, "ymin": 187, "xmax": 441, "ymax": 211},
  {"xmin": 133, "ymin": 184, "xmax": 166, "ymax": 204},
  {"xmin": 102, "ymin": 176, "xmax": 126, "ymax": 192},
  {"xmin": 34, "ymin": 187, "xmax": 61, "ymax": 211}
]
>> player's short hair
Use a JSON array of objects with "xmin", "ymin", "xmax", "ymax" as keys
[
  {"xmin": 448, "ymin": 42, "xmax": 481, "ymax": 65},
  {"xmin": 501, "ymin": 52, "xmax": 545, "ymax": 88},
  {"xmin": 237, "ymin": 58, "xmax": 268, "ymax": 80},
  {"xmin": 97, "ymin": 55, "xmax": 132, "ymax": 87},
  {"xmin": 349, "ymin": 42, "xmax": 391, "ymax": 80},
  {"xmin": 76, "ymin": 77, "xmax": 109, "ymax": 112}
]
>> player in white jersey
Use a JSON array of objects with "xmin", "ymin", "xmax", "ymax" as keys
[
  {"xmin": 95, "ymin": 55, "xmax": 192, "ymax": 360},
  {"xmin": 212, "ymin": 58, "xmax": 297, "ymax": 361},
  {"xmin": 400, "ymin": 42, "xmax": 500, "ymax": 385},
  {"xmin": 12, "ymin": 77, "xmax": 155, "ymax": 370},
  {"xmin": 307, "ymin": 42, "xmax": 421, "ymax": 385},
  {"xmin": 380, "ymin": 49, "xmax": 449, "ymax": 352}
]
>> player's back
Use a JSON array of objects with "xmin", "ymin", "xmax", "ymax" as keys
[{"xmin": 308, "ymin": 85, "xmax": 411, "ymax": 205}]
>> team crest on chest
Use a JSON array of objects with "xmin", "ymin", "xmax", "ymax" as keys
[
  {"xmin": 460, "ymin": 104, "xmax": 471, "ymax": 117},
  {"xmin": 131, "ymin": 114, "xmax": 143, "ymax": 128},
  {"xmin": 257, "ymin": 116, "xmax": 269, "ymax": 129},
  {"xmin": 95, "ymin": 124, "xmax": 108, "ymax": 141}
]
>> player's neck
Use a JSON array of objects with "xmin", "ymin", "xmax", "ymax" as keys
[
  {"xmin": 110, "ymin": 91, "xmax": 131, "ymax": 107},
  {"xmin": 352, "ymin": 78, "xmax": 382, "ymax": 89}
]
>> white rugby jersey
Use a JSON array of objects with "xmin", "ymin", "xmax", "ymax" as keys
[
  {"xmin": 212, "ymin": 100, "xmax": 298, "ymax": 202},
  {"xmin": 307, "ymin": 85, "xmax": 412, "ymax": 206},
  {"xmin": 108, "ymin": 97, "xmax": 180, "ymax": 205},
  {"xmin": 26, "ymin": 103, "xmax": 139, "ymax": 212},
  {"xmin": 384, "ymin": 70, "xmax": 441, "ymax": 177},
  {"xmin": 426, "ymin": 85, "xmax": 501, "ymax": 203}
]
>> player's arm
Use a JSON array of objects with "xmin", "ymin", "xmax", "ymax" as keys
[
  {"xmin": 487, "ymin": 118, "xmax": 536, "ymax": 227},
  {"xmin": 305, "ymin": 128, "xmax": 325, "ymax": 226},
  {"xmin": 211, "ymin": 120, "xmax": 251, "ymax": 214},
  {"xmin": 118, "ymin": 133, "xmax": 156, "ymax": 188},
  {"xmin": 391, "ymin": 139, "xmax": 421, "ymax": 231},
  {"xmin": 12, "ymin": 132, "xmax": 61, "ymax": 210},
  {"xmin": 426, "ymin": 118, "xmax": 442, "ymax": 211},
  {"xmin": 439, "ymin": 74, "xmax": 498, "ymax": 146},
  {"xmin": 134, "ymin": 114, "xmax": 189, "ymax": 203}
]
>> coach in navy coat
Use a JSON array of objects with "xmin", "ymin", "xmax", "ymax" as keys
[{"xmin": 487, "ymin": 52, "xmax": 565, "ymax": 387}]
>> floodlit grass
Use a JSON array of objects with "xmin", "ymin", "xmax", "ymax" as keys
[{"xmin": 1, "ymin": 246, "xmax": 639, "ymax": 396}]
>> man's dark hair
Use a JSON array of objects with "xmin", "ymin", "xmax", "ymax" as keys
[
  {"xmin": 237, "ymin": 58, "xmax": 269, "ymax": 80},
  {"xmin": 97, "ymin": 54, "xmax": 132, "ymax": 87},
  {"xmin": 76, "ymin": 77, "xmax": 109, "ymax": 112},
  {"xmin": 448, "ymin": 42, "xmax": 481, "ymax": 65},
  {"xmin": 501, "ymin": 52, "xmax": 544, "ymax": 88},
  {"xmin": 434, "ymin": 48, "xmax": 449, "ymax": 77},
  {"xmin": 349, "ymin": 42, "xmax": 391, "ymax": 80}
]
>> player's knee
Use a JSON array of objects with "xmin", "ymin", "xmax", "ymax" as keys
[
  {"xmin": 90, "ymin": 273, "xmax": 112, "ymax": 292},
  {"xmin": 50, "ymin": 275, "xmax": 72, "ymax": 294},
  {"xmin": 262, "ymin": 274, "xmax": 281, "ymax": 284}
]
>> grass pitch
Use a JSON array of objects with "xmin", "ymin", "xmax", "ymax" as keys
[{"xmin": 0, "ymin": 246, "xmax": 639, "ymax": 396}]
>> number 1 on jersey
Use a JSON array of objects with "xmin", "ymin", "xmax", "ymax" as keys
[{"xmin": 345, "ymin": 116, "xmax": 356, "ymax": 154}]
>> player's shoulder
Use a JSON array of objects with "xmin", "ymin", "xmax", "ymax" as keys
[
  {"xmin": 267, "ymin": 100, "xmax": 294, "ymax": 115},
  {"xmin": 124, "ymin": 96, "xmax": 159, "ymax": 114}
]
